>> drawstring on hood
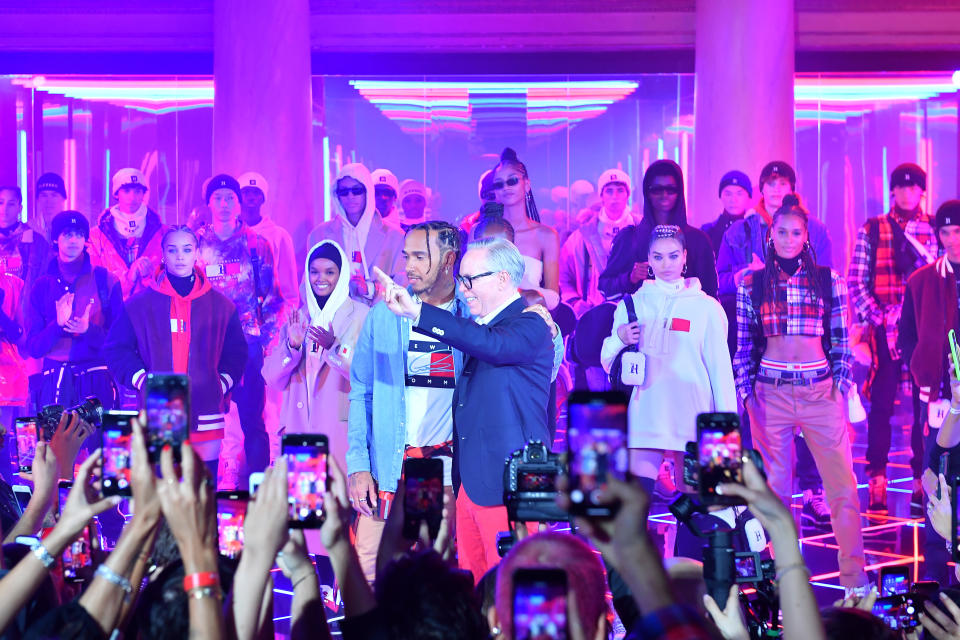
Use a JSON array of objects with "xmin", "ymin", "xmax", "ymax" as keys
[
  {"xmin": 149, "ymin": 265, "xmax": 211, "ymax": 373},
  {"xmin": 638, "ymin": 276, "xmax": 702, "ymax": 356}
]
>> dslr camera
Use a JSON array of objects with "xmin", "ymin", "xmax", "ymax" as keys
[
  {"xmin": 38, "ymin": 396, "xmax": 103, "ymax": 440},
  {"xmin": 503, "ymin": 440, "xmax": 567, "ymax": 523}
]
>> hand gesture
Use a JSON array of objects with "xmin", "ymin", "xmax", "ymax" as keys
[
  {"xmin": 748, "ymin": 252, "xmax": 766, "ymax": 272},
  {"xmin": 716, "ymin": 457, "xmax": 796, "ymax": 542},
  {"xmin": 277, "ymin": 530, "xmax": 316, "ymax": 586},
  {"xmin": 617, "ymin": 321, "xmax": 641, "ymax": 345},
  {"xmin": 321, "ymin": 456, "xmax": 355, "ymax": 553},
  {"xmin": 832, "ymin": 586, "xmax": 878, "ymax": 611},
  {"xmin": 927, "ymin": 474, "xmax": 952, "ymax": 541},
  {"xmin": 26, "ymin": 441, "xmax": 59, "ymax": 505},
  {"xmin": 348, "ymin": 273, "xmax": 369, "ymax": 300},
  {"xmin": 373, "ymin": 266, "xmax": 420, "ymax": 319},
  {"xmin": 347, "ymin": 471, "xmax": 378, "ymax": 518},
  {"xmin": 64, "ymin": 300, "xmax": 93, "ymax": 334},
  {"xmin": 156, "ymin": 442, "xmax": 218, "ymax": 571},
  {"xmin": 57, "ymin": 450, "xmax": 122, "ymax": 545},
  {"xmin": 129, "ymin": 417, "xmax": 160, "ymax": 522},
  {"xmin": 128, "ymin": 256, "xmax": 152, "ymax": 283},
  {"xmin": 242, "ymin": 457, "xmax": 290, "ymax": 562},
  {"xmin": 948, "ymin": 353, "xmax": 960, "ymax": 407},
  {"xmin": 522, "ymin": 304, "xmax": 558, "ymax": 338},
  {"xmin": 629, "ymin": 262, "xmax": 649, "ymax": 285},
  {"xmin": 55, "ymin": 292, "xmax": 75, "ymax": 327},
  {"xmin": 287, "ymin": 309, "xmax": 308, "ymax": 350},
  {"xmin": 704, "ymin": 585, "xmax": 750, "ymax": 640},
  {"xmin": 308, "ymin": 323, "xmax": 336, "ymax": 351},
  {"xmin": 49, "ymin": 411, "xmax": 93, "ymax": 480},
  {"xmin": 921, "ymin": 593, "xmax": 960, "ymax": 640}
]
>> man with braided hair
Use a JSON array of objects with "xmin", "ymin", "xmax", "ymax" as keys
[{"xmin": 346, "ymin": 221, "xmax": 466, "ymax": 581}]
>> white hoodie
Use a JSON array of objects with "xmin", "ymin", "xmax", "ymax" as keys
[{"xmin": 601, "ymin": 277, "xmax": 737, "ymax": 451}]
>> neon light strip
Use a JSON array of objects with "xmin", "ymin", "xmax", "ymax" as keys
[
  {"xmin": 322, "ymin": 136, "xmax": 331, "ymax": 223},
  {"xmin": 104, "ymin": 149, "xmax": 111, "ymax": 210},
  {"xmin": 63, "ymin": 138, "xmax": 76, "ymax": 210}
]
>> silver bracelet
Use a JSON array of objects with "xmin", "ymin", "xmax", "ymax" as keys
[
  {"xmin": 949, "ymin": 405, "xmax": 960, "ymax": 416},
  {"xmin": 29, "ymin": 541, "xmax": 55, "ymax": 569},
  {"xmin": 95, "ymin": 564, "xmax": 132, "ymax": 596}
]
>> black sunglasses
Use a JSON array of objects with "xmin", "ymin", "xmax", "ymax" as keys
[
  {"xmin": 456, "ymin": 271, "xmax": 496, "ymax": 290},
  {"xmin": 648, "ymin": 185, "xmax": 679, "ymax": 196},
  {"xmin": 492, "ymin": 176, "xmax": 521, "ymax": 190},
  {"xmin": 336, "ymin": 186, "xmax": 366, "ymax": 197}
]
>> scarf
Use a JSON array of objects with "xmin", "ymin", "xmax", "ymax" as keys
[
  {"xmin": 597, "ymin": 207, "xmax": 634, "ymax": 253},
  {"xmin": 110, "ymin": 202, "xmax": 148, "ymax": 239},
  {"xmin": 302, "ymin": 240, "xmax": 350, "ymax": 406}
]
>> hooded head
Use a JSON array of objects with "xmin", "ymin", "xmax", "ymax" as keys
[
  {"xmin": 334, "ymin": 163, "xmax": 376, "ymax": 226},
  {"xmin": 302, "ymin": 239, "xmax": 350, "ymax": 328},
  {"xmin": 641, "ymin": 159, "xmax": 687, "ymax": 226}
]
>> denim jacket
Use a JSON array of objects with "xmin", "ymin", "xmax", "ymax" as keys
[{"xmin": 346, "ymin": 289, "xmax": 564, "ymax": 494}]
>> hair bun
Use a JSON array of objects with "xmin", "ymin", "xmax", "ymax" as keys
[
  {"xmin": 781, "ymin": 194, "xmax": 800, "ymax": 208},
  {"xmin": 500, "ymin": 147, "xmax": 519, "ymax": 163}
]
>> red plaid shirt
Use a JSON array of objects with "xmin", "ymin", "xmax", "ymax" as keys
[{"xmin": 377, "ymin": 441, "xmax": 453, "ymax": 519}]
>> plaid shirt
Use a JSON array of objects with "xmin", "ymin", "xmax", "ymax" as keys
[
  {"xmin": 734, "ymin": 265, "xmax": 852, "ymax": 401},
  {"xmin": 847, "ymin": 210, "xmax": 937, "ymax": 358},
  {"xmin": 626, "ymin": 604, "xmax": 714, "ymax": 640}
]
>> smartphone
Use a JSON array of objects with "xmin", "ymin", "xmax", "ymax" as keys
[
  {"xmin": 566, "ymin": 391, "xmax": 629, "ymax": 518},
  {"xmin": 402, "ymin": 458, "xmax": 443, "ymax": 541},
  {"xmin": 512, "ymin": 568, "xmax": 568, "ymax": 640},
  {"xmin": 872, "ymin": 595, "xmax": 902, "ymax": 630},
  {"xmin": 11, "ymin": 485, "xmax": 31, "ymax": 515},
  {"xmin": 283, "ymin": 434, "xmax": 329, "ymax": 528},
  {"xmin": 249, "ymin": 472, "xmax": 264, "ymax": 497},
  {"xmin": 697, "ymin": 412, "xmax": 744, "ymax": 505},
  {"xmin": 879, "ymin": 565, "xmax": 910, "ymax": 597},
  {"xmin": 63, "ymin": 525, "xmax": 95, "ymax": 582},
  {"xmin": 15, "ymin": 417, "xmax": 38, "ymax": 473},
  {"xmin": 952, "ymin": 475, "xmax": 960, "ymax": 563},
  {"xmin": 949, "ymin": 329, "xmax": 960, "ymax": 380},
  {"xmin": 939, "ymin": 452, "xmax": 950, "ymax": 500},
  {"xmin": 101, "ymin": 411, "xmax": 137, "ymax": 496},
  {"xmin": 144, "ymin": 373, "xmax": 190, "ymax": 462},
  {"xmin": 216, "ymin": 490, "xmax": 249, "ymax": 559}
]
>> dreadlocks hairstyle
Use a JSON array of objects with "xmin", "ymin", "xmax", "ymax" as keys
[
  {"xmin": 495, "ymin": 147, "xmax": 541, "ymax": 222},
  {"xmin": 407, "ymin": 220, "xmax": 462, "ymax": 273},
  {"xmin": 759, "ymin": 193, "xmax": 824, "ymax": 309}
]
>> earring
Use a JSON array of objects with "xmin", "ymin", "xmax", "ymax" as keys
[
  {"xmin": 803, "ymin": 240, "xmax": 812, "ymax": 253},
  {"xmin": 682, "ymin": 264, "xmax": 688, "ymax": 276},
  {"xmin": 647, "ymin": 266, "xmax": 655, "ymax": 279}
]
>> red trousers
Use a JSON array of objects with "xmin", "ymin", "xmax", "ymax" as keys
[{"xmin": 456, "ymin": 488, "xmax": 509, "ymax": 584}]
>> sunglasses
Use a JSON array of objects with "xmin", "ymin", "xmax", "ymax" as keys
[
  {"xmin": 648, "ymin": 185, "xmax": 679, "ymax": 196},
  {"xmin": 456, "ymin": 271, "xmax": 496, "ymax": 290},
  {"xmin": 492, "ymin": 176, "xmax": 521, "ymax": 190},
  {"xmin": 336, "ymin": 186, "xmax": 366, "ymax": 197}
]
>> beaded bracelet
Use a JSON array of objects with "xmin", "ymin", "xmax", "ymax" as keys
[
  {"xmin": 96, "ymin": 565, "xmax": 133, "ymax": 597},
  {"xmin": 29, "ymin": 541, "xmax": 55, "ymax": 569},
  {"xmin": 774, "ymin": 562, "xmax": 810, "ymax": 585}
]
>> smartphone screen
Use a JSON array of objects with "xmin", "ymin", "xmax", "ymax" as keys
[
  {"xmin": 283, "ymin": 434, "xmax": 328, "ymax": 528},
  {"xmin": 872, "ymin": 596, "xmax": 901, "ymax": 630},
  {"xmin": 63, "ymin": 525, "xmax": 94, "ymax": 581},
  {"xmin": 402, "ymin": 458, "xmax": 443, "ymax": 540},
  {"xmin": 698, "ymin": 413, "xmax": 743, "ymax": 504},
  {"xmin": 880, "ymin": 566, "xmax": 910, "ymax": 597},
  {"xmin": 15, "ymin": 418, "xmax": 38, "ymax": 473},
  {"xmin": 216, "ymin": 491, "xmax": 249, "ymax": 559},
  {"xmin": 513, "ymin": 568, "xmax": 568, "ymax": 640},
  {"xmin": 145, "ymin": 374, "xmax": 190, "ymax": 461},
  {"xmin": 101, "ymin": 411, "xmax": 137, "ymax": 496},
  {"xmin": 566, "ymin": 391, "xmax": 629, "ymax": 517}
]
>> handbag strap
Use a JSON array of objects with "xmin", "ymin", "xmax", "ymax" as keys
[{"xmin": 623, "ymin": 294, "xmax": 638, "ymax": 352}]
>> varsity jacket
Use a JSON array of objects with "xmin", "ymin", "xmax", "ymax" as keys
[{"xmin": 899, "ymin": 257, "xmax": 957, "ymax": 401}]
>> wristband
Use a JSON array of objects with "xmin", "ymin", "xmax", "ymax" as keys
[
  {"xmin": 188, "ymin": 586, "xmax": 223, "ymax": 601},
  {"xmin": 96, "ymin": 564, "xmax": 133, "ymax": 596},
  {"xmin": 949, "ymin": 405, "xmax": 960, "ymax": 416},
  {"xmin": 29, "ymin": 541, "xmax": 55, "ymax": 569},
  {"xmin": 183, "ymin": 571, "xmax": 219, "ymax": 592}
]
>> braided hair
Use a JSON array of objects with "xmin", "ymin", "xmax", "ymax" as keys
[
  {"xmin": 758, "ymin": 194, "xmax": 823, "ymax": 308},
  {"xmin": 494, "ymin": 147, "xmax": 540, "ymax": 222},
  {"xmin": 406, "ymin": 220, "xmax": 462, "ymax": 273}
]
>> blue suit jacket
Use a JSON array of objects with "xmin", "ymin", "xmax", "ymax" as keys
[{"xmin": 416, "ymin": 297, "xmax": 554, "ymax": 506}]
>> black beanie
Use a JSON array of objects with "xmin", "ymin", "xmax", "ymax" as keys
[
  {"xmin": 205, "ymin": 174, "xmax": 241, "ymax": 204},
  {"xmin": 936, "ymin": 200, "xmax": 960, "ymax": 229}
]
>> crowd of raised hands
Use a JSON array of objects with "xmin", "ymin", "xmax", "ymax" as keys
[{"xmin": 4, "ymin": 415, "xmax": 960, "ymax": 639}]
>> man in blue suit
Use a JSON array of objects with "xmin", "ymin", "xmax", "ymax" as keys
[{"xmin": 374, "ymin": 236, "xmax": 555, "ymax": 582}]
